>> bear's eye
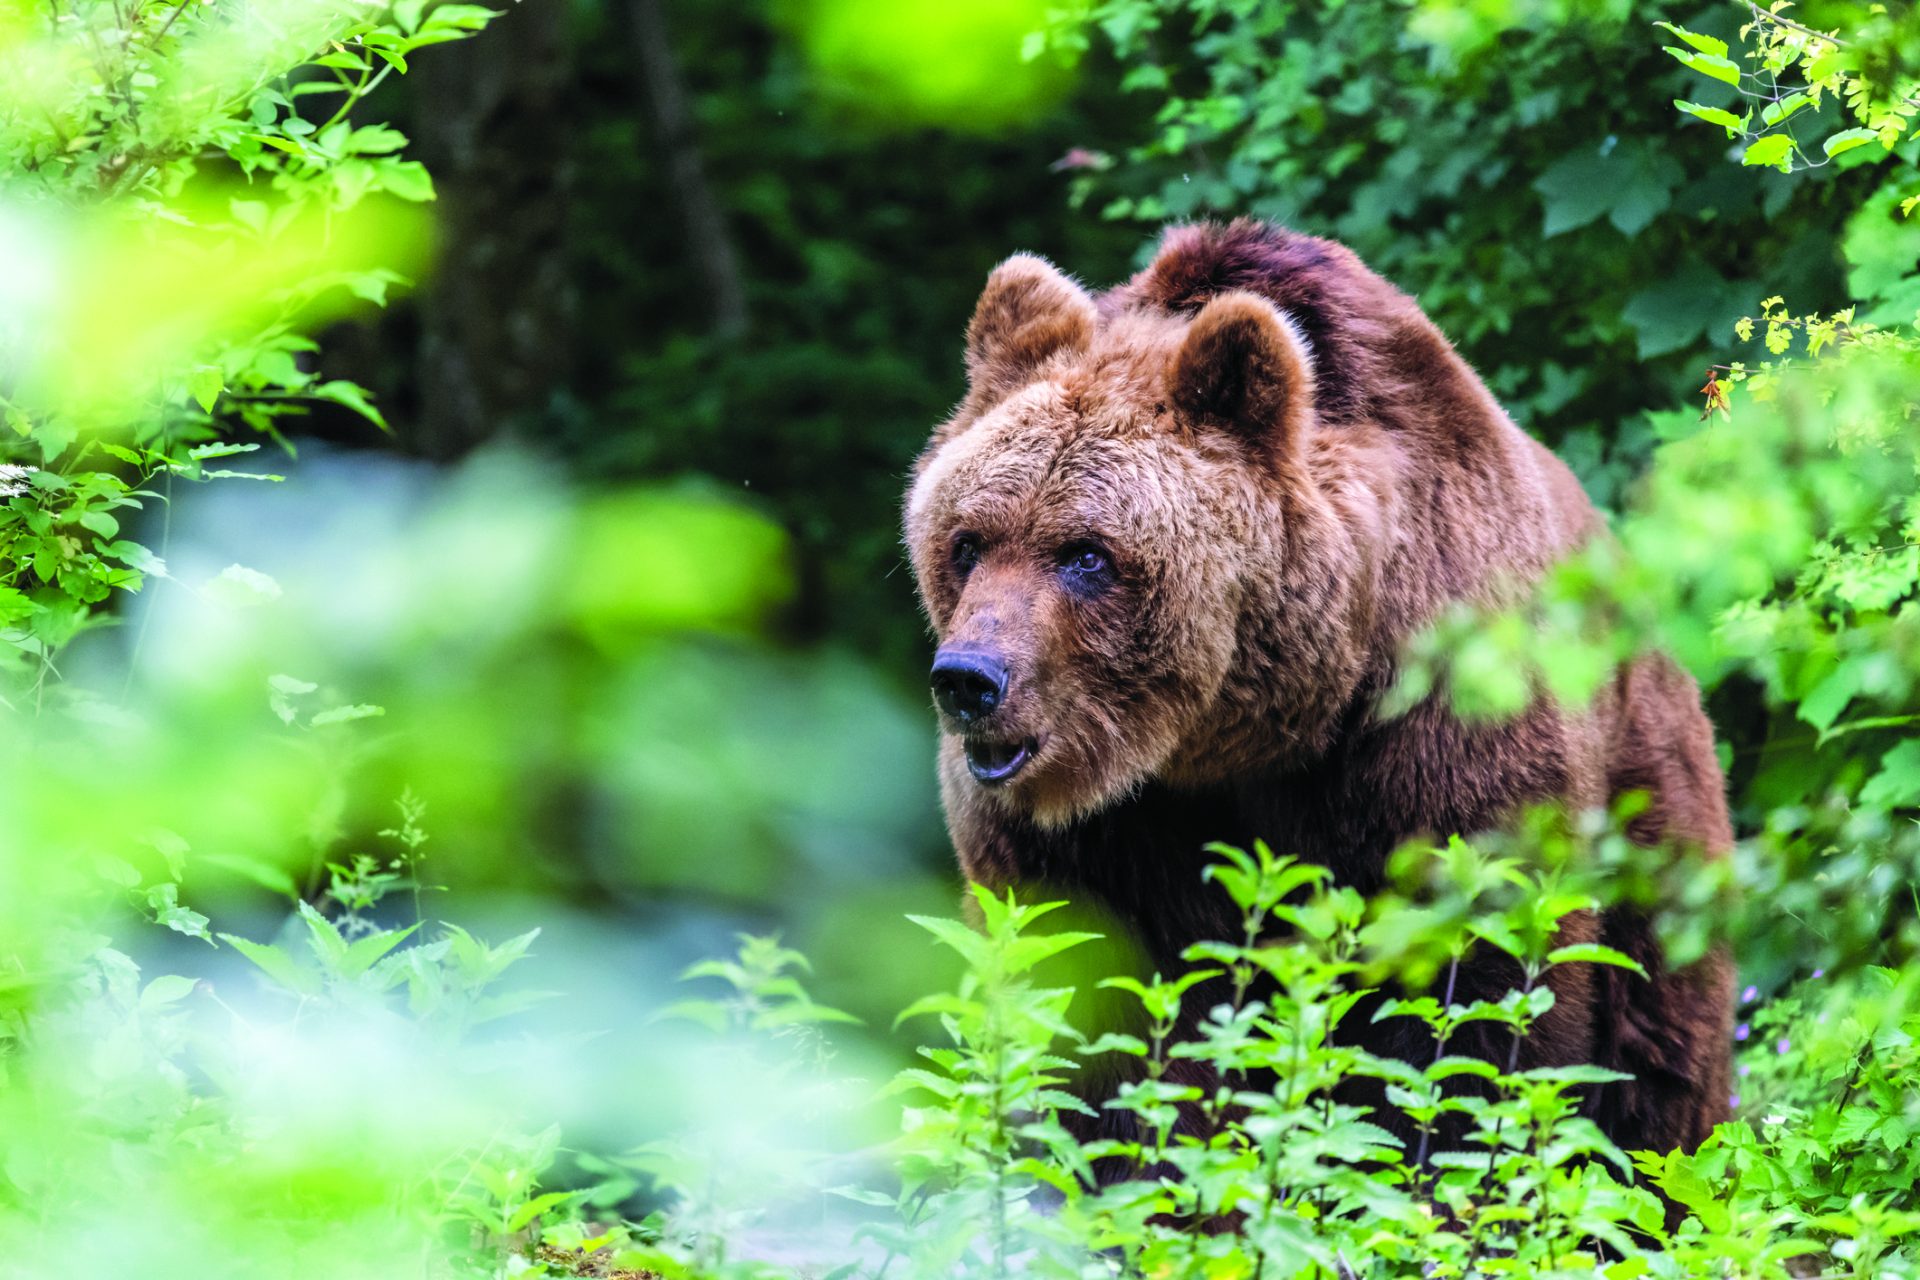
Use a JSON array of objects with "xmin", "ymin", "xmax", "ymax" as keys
[
  {"xmin": 1056, "ymin": 542, "xmax": 1113, "ymax": 594},
  {"xmin": 952, "ymin": 533, "xmax": 983, "ymax": 576}
]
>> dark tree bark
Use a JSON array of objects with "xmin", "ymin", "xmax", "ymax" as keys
[
  {"xmin": 406, "ymin": 0, "xmax": 579, "ymax": 459},
  {"xmin": 626, "ymin": 0, "xmax": 749, "ymax": 341}
]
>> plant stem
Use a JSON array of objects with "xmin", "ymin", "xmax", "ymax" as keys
[{"xmin": 1414, "ymin": 950, "xmax": 1463, "ymax": 1175}]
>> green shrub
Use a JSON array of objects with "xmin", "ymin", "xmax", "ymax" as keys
[{"xmin": 0, "ymin": 0, "xmax": 494, "ymax": 697}]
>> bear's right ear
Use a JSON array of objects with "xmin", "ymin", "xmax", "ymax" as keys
[
  {"xmin": 963, "ymin": 254, "xmax": 1097, "ymax": 410},
  {"xmin": 1168, "ymin": 291, "xmax": 1314, "ymax": 469}
]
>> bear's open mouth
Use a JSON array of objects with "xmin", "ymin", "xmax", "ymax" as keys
[{"xmin": 964, "ymin": 736, "xmax": 1036, "ymax": 784}]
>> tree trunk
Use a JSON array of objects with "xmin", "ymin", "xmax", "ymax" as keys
[
  {"xmin": 407, "ymin": 0, "xmax": 579, "ymax": 459},
  {"xmin": 626, "ymin": 0, "xmax": 749, "ymax": 341}
]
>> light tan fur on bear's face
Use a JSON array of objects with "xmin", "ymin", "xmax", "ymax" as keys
[{"xmin": 906, "ymin": 255, "xmax": 1383, "ymax": 827}]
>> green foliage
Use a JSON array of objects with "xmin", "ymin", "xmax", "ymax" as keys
[
  {"xmin": 1033, "ymin": 0, "xmax": 1884, "ymax": 507},
  {"xmin": 609, "ymin": 847, "xmax": 1912, "ymax": 1279},
  {"xmin": 1663, "ymin": 6, "xmax": 1917, "ymax": 173},
  {"xmin": 0, "ymin": 0, "xmax": 495, "ymax": 699},
  {"xmin": 794, "ymin": 0, "xmax": 1072, "ymax": 133}
]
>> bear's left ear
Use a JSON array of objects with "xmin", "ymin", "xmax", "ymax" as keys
[
  {"xmin": 964, "ymin": 254, "xmax": 1097, "ymax": 410},
  {"xmin": 1168, "ymin": 291, "xmax": 1314, "ymax": 467}
]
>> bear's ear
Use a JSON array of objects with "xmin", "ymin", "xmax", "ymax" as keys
[
  {"xmin": 1168, "ymin": 291, "xmax": 1314, "ymax": 466},
  {"xmin": 964, "ymin": 254, "xmax": 1097, "ymax": 409}
]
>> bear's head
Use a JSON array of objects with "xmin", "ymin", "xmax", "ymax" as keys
[{"xmin": 906, "ymin": 253, "xmax": 1352, "ymax": 827}]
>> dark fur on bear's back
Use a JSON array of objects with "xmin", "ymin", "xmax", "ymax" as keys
[{"xmin": 905, "ymin": 220, "xmax": 1734, "ymax": 1160}]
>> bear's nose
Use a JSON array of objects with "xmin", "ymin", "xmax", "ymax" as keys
[{"xmin": 930, "ymin": 650, "xmax": 1009, "ymax": 727}]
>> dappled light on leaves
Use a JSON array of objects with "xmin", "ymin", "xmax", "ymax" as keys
[
  {"xmin": 792, "ymin": 0, "xmax": 1071, "ymax": 133},
  {"xmin": 1, "ymin": 191, "xmax": 433, "ymax": 426}
]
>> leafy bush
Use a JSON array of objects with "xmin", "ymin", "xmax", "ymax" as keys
[
  {"xmin": 0, "ymin": 0, "xmax": 492, "ymax": 697},
  {"xmin": 1035, "ymin": 0, "xmax": 1907, "ymax": 504}
]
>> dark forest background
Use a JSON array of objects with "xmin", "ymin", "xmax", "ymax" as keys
[
  {"xmin": 323, "ymin": 0, "xmax": 1865, "ymax": 685},
  {"xmin": 325, "ymin": 2, "xmax": 1140, "ymax": 682}
]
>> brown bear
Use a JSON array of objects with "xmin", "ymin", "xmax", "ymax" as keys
[{"xmin": 903, "ymin": 219, "xmax": 1733, "ymax": 1161}]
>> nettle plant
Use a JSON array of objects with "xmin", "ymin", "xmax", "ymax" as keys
[
  {"xmin": 0, "ymin": 689, "xmax": 597, "ymax": 1278},
  {"xmin": 0, "ymin": 0, "xmax": 497, "ymax": 699},
  {"xmin": 844, "ymin": 843, "xmax": 1680, "ymax": 1280},
  {"xmin": 760, "ymin": 843, "xmax": 1910, "ymax": 1278}
]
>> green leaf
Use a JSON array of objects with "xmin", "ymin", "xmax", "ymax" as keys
[
  {"xmin": 93, "ymin": 854, "xmax": 141, "ymax": 888},
  {"xmin": 221, "ymin": 936, "xmax": 322, "ymax": 997},
  {"xmin": 1533, "ymin": 142, "xmax": 1681, "ymax": 239},
  {"xmin": 103, "ymin": 541, "xmax": 167, "ymax": 577},
  {"xmin": 1644, "ymin": 1149, "xmax": 1730, "ymax": 1234},
  {"xmin": 1518, "ymin": 1063, "xmax": 1636, "ymax": 1084},
  {"xmin": 1822, "ymin": 127, "xmax": 1879, "ymax": 158},
  {"xmin": 420, "ymin": 3, "xmax": 501, "ymax": 32},
  {"xmin": 189, "ymin": 442, "xmax": 262, "ymax": 461},
  {"xmin": 311, "ymin": 380, "xmax": 389, "ymax": 430},
  {"xmin": 297, "ymin": 900, "xmax": 349, "ymax": 969},
  {"xmin": 339, "ymin": 269, "xmax": 406, "ymax": 306},
  {"xmin": 650, "ymin": 999, "xmax": 727, "ymax": 1031},
  {"xmin": 205, "ymin": 564, "xmax": 282, "ymax": 607},
  {"xmin": 1547, "ymin": 943, "xmax": 1648, "ymax": 977},
  {"xmin": 340, "ymin": 923, "xmax": 420, "ymax": 980},
  {"xmin": 892, "ymin": 993, "xmax": 979, "ymax": 1028},
  {"xmin": 228, "ymin": 199, "xmax": 270, "ymax": 234},
  {"xmin": 142, "ymin": 827, "xmax": 190, "ymax": 880},
  {"xmin": 77, "ymin": 510, "xmax": 119, "ymax": 538},
  {"xmin": 1799, "ymin": 657, "xmax": 1865, "ymax": 734},
  {"xmin": 346, "ymin": 124, "xmax": 409, "ymax": 155},
  {"xmin": 140, "ymin": 974, "xmax": 199, "ymax": 1009},
  {"xmin": 268, "ymin": 673, "xmax": 318, "ymax": 724},
  {"xmin": 1654, "ymin": 21, "xmax": 1728, "ymax": 59},
  {"xmin": 147, "ymin": 883, "xmax": 211, "ymax": 942},
  {"xmin": 199, "ymin": 852, "xmax": 299, "ymax": 899},
  {"xmin": 1741, "ymin": 135, "xmax": 1794, "ymax": 169},
  {"xmin": 905, "ymin": 913, "xmax": 989, "ymax": 966},
  {"xmin": 1760, "ymin": 93, "xmax": 1811, "ymax": 127},
  {"xmin": 1002, "ymin": 930, "xmax": 1101, "ymax": 975},
  {"xmin": 1674, "ymin": 100, "xmax": 1744, "ymax": 132},
  {"xmin": 372, "ymin": 159, "xmax": 435, "ymax": 202},
  {"xmin": 1083, "ymin": 1031, "xmax": 1148, "ymax": 1056},
  {"xmin": 243, "ymin": 133, "xmax": 307, "ymax": 156},
  {"xmin": 1843, "ymin": 182, "xmax": 1920, "ymax": 304},
  {"xmin": 506, "ymin": 1191, "xmax": 574, "ymax": 1234},
  {"xmin": 308, "ymin": 702, "xmax": 386, "ymax": 727},
  {"xmin": 188, "ymin": 367, "xmax": 223, "ymax": 413},
  {"xmin": 1862, "ymin": 739, "xmax": 1920, "ymax": 809},
  {"xmin": 1663, "ymin": 47, "xmax": 1741, "ymax": 86},
  {"xmin": 1534, "ymin": 152, "xmax": 1613, "ymax": 236},
  {"xmin": 1621, "ymin": 262, "xmax": 1746, "ymax": 357},
  {"xmin": 1427, "ymin": 1055, "xmax": 1501, "ymax": 1080}
]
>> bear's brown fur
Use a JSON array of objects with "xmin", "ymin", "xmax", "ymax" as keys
[{"xmin": 904, "ymin": 220, "xmax": 1733, "ymax": 1159}]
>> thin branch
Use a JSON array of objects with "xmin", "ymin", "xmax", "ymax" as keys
[
  {"xmin": 1745, "ymin": 1, "xmax": 1847, "ymax": 50},
  {"xmin": 143, "ymin": 0, "xmax": 196, "ymax": 51},
  {"xmin": 626, "ymin": 0, "xmax": 749, "ymax": 341}
]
